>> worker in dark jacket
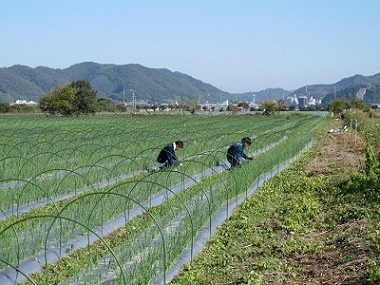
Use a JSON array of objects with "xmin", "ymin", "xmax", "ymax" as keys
[
  {"xmin": 226, "ymin": 137, "xmax": 252, "ymax": 168},
  {"xmin": 156, "ymin": 140, "xmax": 184, "ymax": 169}
]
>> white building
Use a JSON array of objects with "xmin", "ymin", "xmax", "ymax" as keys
[
  {"xmin": 11, "ymin": 100, "xmax": 37, "ymax": 105},
  {"xmin": 285, "ymin": 95, "xmax": 298, "ymax": 106}
]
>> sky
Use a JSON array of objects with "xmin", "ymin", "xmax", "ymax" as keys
[{"xmin": 1, "ymin": 0, "xmax": 380, "ymax": 93}]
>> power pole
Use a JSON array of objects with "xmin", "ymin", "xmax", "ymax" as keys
[{"xmin": 131, "ymin": 89, "xmax": 136, "ymax": 109}]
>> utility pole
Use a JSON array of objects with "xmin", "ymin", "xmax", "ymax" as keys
[{"xmin": 131, "ymin": 89, "xmax": 136, "ymax": 109}]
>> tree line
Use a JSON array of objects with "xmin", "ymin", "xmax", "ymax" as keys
[{"xmin": 0, "ymin": 79, "xmax": 377, "ymax": 115}]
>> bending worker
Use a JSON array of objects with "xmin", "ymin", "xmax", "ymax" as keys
[
  {"xmin": 156, "ymin": 140, "xmax": 184, "ymax": 169},
  {"xmin": 226, "ymin": 137, "xmax": 253, "ymax": 169}
]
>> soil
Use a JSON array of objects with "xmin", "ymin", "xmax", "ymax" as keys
[{"xmin": 307, "ymin": 120, "xmax": 366, "ymax": 176}]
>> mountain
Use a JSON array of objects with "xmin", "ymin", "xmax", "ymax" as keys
[
  {"xmin": 233, "ymin": 88, "xmax": 292, "ymax": 104},
  {"xmin": 321, "ymin": 74, "xmax": 380, "ymax": 105},
  {"xmin": 321, "ymin": 82, "xmax": 380, "ymax": 105},
  {"xmin": 0, "ymin": 62, "xmax": 230, "ymax": 104},
  {"xmin": 1, "ymin": 62, "xmax": 379, "ymax": 106},
  {"xmin": 290, "ymin": 74, "xmax": 380, "ymax": 105}
]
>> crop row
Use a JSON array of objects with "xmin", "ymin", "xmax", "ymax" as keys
[{"xmin": 0, "ymin": 113, "xmax": 323, "ymax": 284}]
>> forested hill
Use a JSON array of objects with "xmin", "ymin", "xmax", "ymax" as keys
[
  {"xmin": 237, "ymin": 74, "xmax": 380, "ymax": 106},
  {"xmin": 0, "ymin": 62, "xmax": 231, "ymax": 104},
  {"xmin": 291, "ymin": 74, "xmax": 380, "ymax": 105},
  {"xmin": 0, "ymin": 62, "xmax": 379, "ymax": 105},
  {"xmin": 321, "ymin": 74, "xmax": 380, "ymax": 105}
]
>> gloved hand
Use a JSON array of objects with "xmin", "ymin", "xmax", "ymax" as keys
[{"xmin": 246, "ymin": 157, "xmax": 253, "ymax": 160}]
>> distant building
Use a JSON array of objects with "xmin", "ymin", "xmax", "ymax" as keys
[
  {"xmin": 285, "ymin": 95, "xmax": 298, "ymax": 107},
  {"xmin": 249, "ymin": 102, "xmax": 259, "ymax": 109},
  {"xmin": 308, "ymin": 96, "xmax": 316, "ymax": 106},
  {"xmin": 298, "ymin": 96, "xmax": 308, "ymax": 108},
  {"xmin": 11, "ymin": 100, "xmax": 37, "ymax": 105}
]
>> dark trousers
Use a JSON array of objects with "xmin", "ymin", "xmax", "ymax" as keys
[{"xmin": 227, "ymin": 158, "xmax": 239, "ymax": 168}]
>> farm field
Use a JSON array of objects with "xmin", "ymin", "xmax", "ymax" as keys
[
  {"xmin": 170, "ymin": 111, "xmax": 380, "ymax": 285},
  {"xmin": 0, "ymin": 112, "xmax": 325, "ymax": 284}
]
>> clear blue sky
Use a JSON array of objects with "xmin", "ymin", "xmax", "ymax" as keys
[{"xmin": 1, "ymin": 0, "xmax": 380, "ymax": 93}]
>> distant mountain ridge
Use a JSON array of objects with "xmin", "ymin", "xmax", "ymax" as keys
[
  {"xmin": 0, "ymin": 62, "xmax": 379, "ymax": 105},
  {"xmin": 292, "ymin": 73, "xmax": 380, "ymax": 105},
  {"xmin": 0, "ymin": 62, "xmax": 230, "ymax": 104},
  {"xmin": 237, "ymin": 73, "xmax": 380, "ymax": 105}
]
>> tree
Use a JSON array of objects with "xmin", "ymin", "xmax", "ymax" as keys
[
  {"xmin": 0, "ymin": 103, "xmax": 10, "ymax": 113},
  {"xmin": 350, "ymin": 98, "xmax": 369, "ymax": 111},
  {"xmin": 226, "ymin": 104, "xmax": 238, "ymax": 113},
  {"xmin": 261, "ymin": 100, "xmax": 278, "ymax": 115},
  {"xmin": 69, "ymin": 80, "xmax": 97, "ymax": 114},
  {"xmin": 39, "ymin": 85, "xmax": 77, "ymax": 115},
  {"xmin": 9, "ymin": 104, "xmax": 38, "ymax": 113},
  {"xmin": 97, "ymin": 98, "xmax": 117, "ymax": 112},
  {"xmin": 276, "ymin": 99, "xmax": 286, "ymax": 111},
  {"xmin": 327, "ymin": 98, "xmax": 349, "ymax": 117},
  {"xmin": 115, "ymin": 103, "xmax": 127, "ymax": 112},
  {"xmin": 237, "ymin": 101, "xmax": 249, "ymax": 110},
  {"xmin": 39, "ymin": 80, "xmax": 98, "ymax": 115},
  {"xmin": 184, "ymin": 97, "xmax": 201, "ymax": 114}
]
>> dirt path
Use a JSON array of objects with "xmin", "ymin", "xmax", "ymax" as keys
[{"xmin": 307, "ymin": 121, "xmax": 366, "ymax": 176}]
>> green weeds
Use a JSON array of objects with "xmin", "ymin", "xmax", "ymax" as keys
[{"xmin": 170, "ymin": 112, "xmax": 380, "ymax": 285}]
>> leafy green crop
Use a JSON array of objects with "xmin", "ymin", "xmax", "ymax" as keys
[{"xmin": 0, "ymin": 112, "xmax": 324, "ymax": 284}]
